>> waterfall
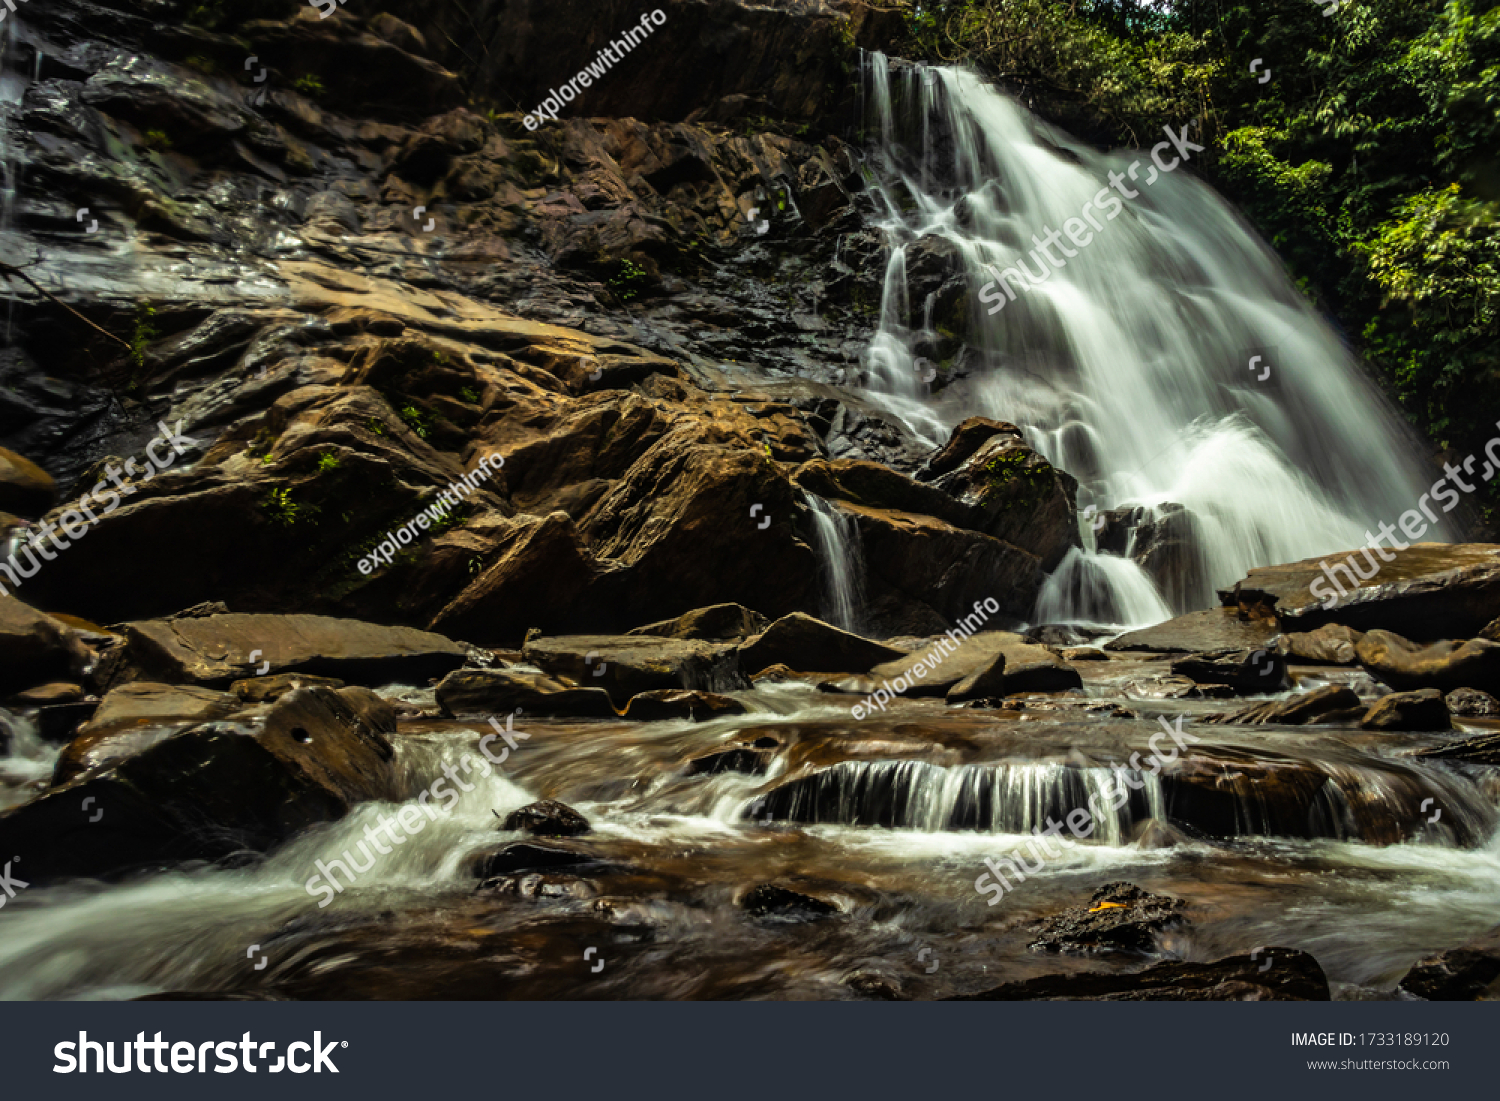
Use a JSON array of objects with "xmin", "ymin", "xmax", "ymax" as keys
[
  {"xmin": 805, "ymin": 494, "xmax": 866, "ymax": 633},
  {"xmin": 856, "ymin": 54, "xmax": 1454, "ymax": 627}
]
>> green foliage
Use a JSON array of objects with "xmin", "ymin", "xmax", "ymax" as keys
[
  {"xmin": 294, "ymin": 74, "xmax": 326, "ymax": 98},
  {"xmin": 979, "ymin": 449, "xmax": 1050, "ymax": 509},
  {"xmin": 609, "ymin": 258, "xmax": 649, "ymax": 301},
  {"xmin": 459, "ymin": 385, "xmax": 481, "ymax": 404},
  {"xmin": 365, "ymin": 417, "xmax": 387, "ymax": 436},
  {"xmin": 129, "ymin": 303, "xmax": 158, "ymax": 373},
  {"xmin": 262, "ymin": 487, "xmax": 319, "ymax": 527},
  {"xmin": 398, "ymin": 403, "xmax": 432, "ymax": 438},
  {"xmin": 316, "ymin": 450, "xmax": 342, "ymax": 473},
  {"xmin": 184, "ymin": 55, "xmax": 218, "ymax": 76},
  {"xmin": 142, "ymin": 130, "xmax": 172, "ymax": 151}
]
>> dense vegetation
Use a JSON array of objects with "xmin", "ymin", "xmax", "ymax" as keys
[{"xmin": 886, "ymin": 0, "xmax": 1499, "ymax": 520}]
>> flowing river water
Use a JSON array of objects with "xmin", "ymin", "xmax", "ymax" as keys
[{"xmin": 0, "ymin": 56, "xmax": 1496, "ymax": 1001}]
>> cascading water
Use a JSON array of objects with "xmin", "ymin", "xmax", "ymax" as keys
[
  {"xmin": 805, "ymin": 494, "xmax": 866, "ymax": 633},
  {"xmin": 856, "ymin": 54, "xmax": 1454, "ymax": 627}
]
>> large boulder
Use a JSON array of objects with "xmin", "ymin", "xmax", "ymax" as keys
[
  {"xmin": 1026, "ymin": 883, "xmax": 1187, "ymax": 956},
  {"xmin": 1359, "ymin": 688, "xmax": 1451, "ymax": 731},
  {"xmin": 1279, "ymin": 624, "xmax": 1364, "ymax": 665},
  {"xmin": 54, "ymin": 682, "xmax": 242, "ymax": 784},
  {"xmin": 1399, "ymin": 928, "xmax": 1500, "ymax": 1000},
  {"xmin": 1355, "ymin": 630, "xmax": 1500, "ymax": 693},
  {"xmin": 109, "ymin": 614, "xmax": 468, "ymax": 689},
  {"xmin": 0, "ymin": 686, "xmax": 402, "ymax": 884},
  {"xmin": 1170, "ymin": 648, "xmax": 1287, "ymax": 694},
  {"xmin": 1219, "ymin": 543, "xmax": 1500, "ymax": 640},
  {"xmin": 627, "ymin": 603, "xmax": 770, "ymax": 641},
  {"xmin": 738, "ymin": 613, "xmax": 904, "ymax": 675}
]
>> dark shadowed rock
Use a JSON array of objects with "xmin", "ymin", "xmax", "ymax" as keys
[
  {"xmin": 686, "ymin": 746, "xmax": 772, "ymax": 776},
  {"xmin": 500, "ymin": 799, "xmax": 591, "ymax": 838},
  {"xmin": 1220, "ymin": 543, "xmax": 1500, "ymax": 640},
  {"xmin": 1170, "ymin": 648, "xmax": 1287, "ymax": 693},
  {"xmin": 0, "ymin": 687, "xmax": 401, "ymax": 885},
  {"xmin": 231, "ymin": 672, "xmax": 346, "ymax": 703},
  {"xmin": 434, "ymin": 667, "xmax": 617, "ymax": 718},
  {"xmin": 1445, "ymin": 687, "xmax": 1500, "ymax": 717},
  {"xmin": 1398, "ymin": 928, "xmax": 1500, "ymax": 1000},
  {"xmin": 1027, "ymin": 882, "xmax": 1187, "ymax": 956},
  {"xmin": 620, "ymin": 689, "xmax": 748, "ymax": 721},
  {"xmin": 737, "ymin": 882, "xmax": 841, "ymax": 921},
  {"xmin": 1355, "ymin": 630, "xmax": 1500, "ymax": 693},
  {"xmin": 1360, "ymin": 688, "xmax": 1451, "ymax": 731},
  {"xmin": 627, "ymin": 603, "xmax": 770, "ymax": 641},
  {"xmin": 53, "ymin": 682, "xmax": 241, "ymax": 784},
  {"xmin": 738, "ymin": 613, "xmax": 904, "ymax": 675},
  {"xmin": 1416, "ymin": 731, "xmax": 1500, "ymax": 766},
  {"xmin": 0, "ymin": 447, "xmax": 56, "ymax": 517},
  {"xmin": 953, "ymin": 949, "xmax": 1329, "ymax": 1001},
  {"xmin": 0, "ymin": 597, "xmax": 89, "ymax": 695},
  {"xmin": 474, "ymin": 840, "xmax": 602, "ymax": 878},
  {"xmin": 1204, "ymin": 684, "xmax": 1364, "ymax": 726},
  {"xmin": 111, "ymin": 614, "xmax": 468, "ymax": 689},
  {"xmin": 1106, "ymin": 607, "xmax": 1279, "ymax": 654}
]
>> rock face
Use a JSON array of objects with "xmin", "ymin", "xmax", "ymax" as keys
[
  {"xmin": 0, "ymin": 687, "xmax": 401, "ymax": 884},
  {"xmin": 110, "ymin": 614, "xmax": 469, "ymax": 689},
  {"xmin": 1106, "ymin": 607, "xmax": 1279, "ymax": 654},
  {"xmin": 1355, "ymin": 630, "xmax": 1500, "ymax": 693},
  {"xmin": 1219, "ymin": 544, "xmax": 1500, "ymax": 640}
]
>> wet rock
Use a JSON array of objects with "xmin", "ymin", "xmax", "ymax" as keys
[
  {"xmin": 1445, "ymin": 687, "xmax": 1500, "ymax": 717},
  {"xmin": 9, "ymin": 682, "xmax": 86, "ymax": 705},
  {"xmin": 231, "ymin": 672, "xmax": 346, "ymax": 703},
  {"xmin": 474, "ymin": 840, "xmax": 602, "ymax": 878},
  {"xmin": 1106, "ymin": 607, "xmax": 1279, "ymax": 654},
  {"xmin": 1027, "ymin": 882, "xmax": 1188, "ymax": 956},
  {"xmin": 523, "ymin": 634, "xmax": 745, "ymax": 700},
  {"xmin": 620, "ymin": 689, "xmax": 748, "ymax": 721},
  {"xmin": 627, "ymin": 603, "xmax": 770, "ymax": 641},
  {"xmin": 111, "ymin": 614, "xmax": 468, "ymax": 690},
  {"xmin": 738, "ymin": 613, "xmax": 904, "ymax": 675},
  {"xmin": 1120, "ymin": 673, "xmax": 1235, "ymax": 701},
  {"xmin": 1220, "ymin": 543, "xmax": 1500, "ymax": 640},
  {"xmin": 54, "ymin": 682, "xmax": 242, "ymax": 784},
  {"xmin": 1355, "ymin": 630, "xmax": 1500, "ymax": 693},
  {"xmin": 0, "ymin": 597, "xmax": 89, "ymax": 695},
  {"xmin": 946, "ymin": 652, "xmax": 1007, "ymax": 702},
  {"xmin": 866, "ymin": 630, "xmax": 1025, "ymax": 696},
  {"xmin": 1061, "ymin": 647, "xmax": 1108, "ymax": 661},
  {"xmin": 1398, "ymin": 928, "xmax": 1500, "ymax": 999},
  {"xmin": 500, "ymin": 800, "xmax": 591, "ymax": 838},
  {"xmin": 434, "ymin": 667, "xmax": 616, "ymax": 718},
  {"xmin": 0, "ymin": 446, "xmax": 56, "ymax": 517},
  {"xmin": 1170, "ymin": 648, "xmax": 1287, "ymax": 693},
  {"xmin": 1205, "ymin": 684, "xmax": 1364, "ymax": 726},
  {"xmin": 1360, "ymin": 688, "xmax": 1451, "ymax": 731},
  {"xmin": 737, "ymin": 883, "xmax": 841, "ymax": 921},
  {"xmin": 1416, "ymin": 731, "xmax": 1500, "ymax": 766},
  {"xmin": 0, "ymin": 687, "xmax": 401, "ymax": 885},
  {"xmin": 1280, "ymin": 624, "xmax": 1363, "ymax": 665},
  {"xmin": 955, "ymin": 949, "xmax": 1329, "ymax": 1001}
]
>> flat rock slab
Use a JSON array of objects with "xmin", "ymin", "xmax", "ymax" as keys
[
  {"xmin": 435, "ymin": 667, "xmax": 616, "ymax": 718},
  {"xmin": 954, "ymin": 949, "xmax": 1330, "ymax": 1001},
  {"xmin": 523, "ymin": 634, "xmax": 745, "ymax": 701},
  {"xmin": 113, "ymin": 614, "xmax": 468, "ymax": 688},
  {"xmin": 1219, "ymin": 542, "xmax": 1500, "ymax": 640},
  {"xmin": 54, "ymin": 682, "xmax": 243, "ymax": 784},
  {"xmin": 0, "ymin": 596, "xmax": 88, "ymax": 695},
  {"xmin": 1106, "ymin": 607, "xmax": 1279, "ymax": 654},
  {"xmin": 626, "ymin": 603, "xmax": 769, "ymax": 641},
  {"xmin": 0, "ymin": 686, "xmax": 402, "ymax": 884}
]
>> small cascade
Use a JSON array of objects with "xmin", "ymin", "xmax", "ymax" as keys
[
  {"xmin": 1034, "ymin": 547, "xmax": 1171, "ymax": 630},
  {"xmin": 0, "ymin": 709, "xmax": 56, "ymax": 808},
  {"xmin": 805, "ymin": 494, "xmax": 866, "ymax": 633}
]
